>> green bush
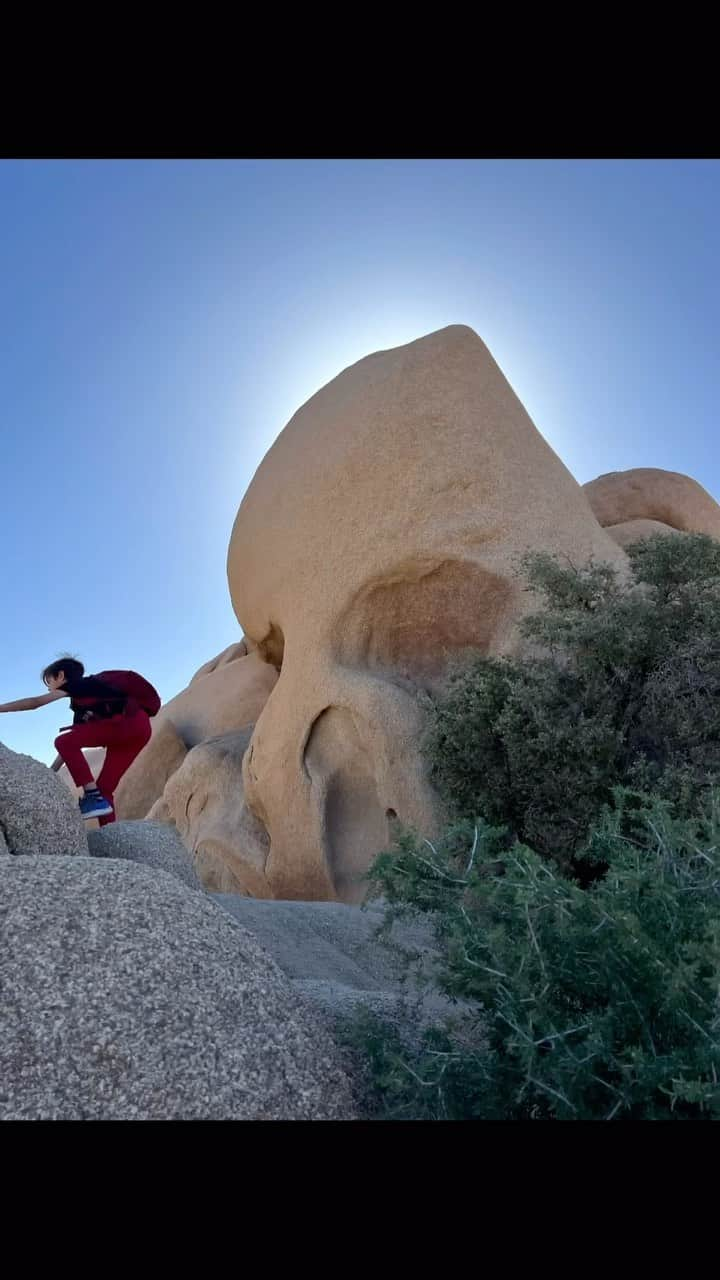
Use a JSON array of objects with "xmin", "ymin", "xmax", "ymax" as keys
[
  {"xmin": 350, "ymin": 534, "xmax": 720, "ymax": 1119},
  {"xmin": 427, "ymin": 533, "xmax": 720, "ymax": 868},
  {"xmin": 357, "ymin": 793, "xmax": 720, "ymax": 1120}
]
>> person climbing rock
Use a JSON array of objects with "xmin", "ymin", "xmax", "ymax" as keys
[{"xmin": 0, "ymin": 657, "xmax": 160, "ymax": 823}]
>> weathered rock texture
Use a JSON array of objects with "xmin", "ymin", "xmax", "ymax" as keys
[
  {"xmin": 147, "ymin": 730, "xmax": 271, "ymax": 895},
  {"xmin": 114, "ymin": 643, "xmax": 277, "ymax": 821},
  {"xmin": 213, "ymin": 895, "xmax": 435, "ymax": 989},
  {"xmin": 210, "ymin": 893, "xmax": 480, "ymax": 1114},
  {"xmin": 604, "ymin": 518, "xmax": 679, "ymax": 549},
  {"xmin": 0, "ymin": 856, "xmax": 357, "ymax": 1120},
  {"xmin": 584, "ymin": 468, "xmax": 720, "ymax": 539},
  {"xmin": 155, "ymin": 643, "xmax": 277, "ymax": 746},
  {"xmin": 226, "ymin": 324, "xmax": 627, "ymax": 902},
  {"xmin": 211, "ymin": 894, "xmax": 454, "ymax": 1032},
  {"xmin": 87, "ymin": 820, "xmax": 202, "ymax": 891},
  {"xmin": 0, "ymin": 742, "xmax": 88, "ymax": 858}
]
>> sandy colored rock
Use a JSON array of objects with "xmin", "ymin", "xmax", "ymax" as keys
[
  {"xmin": 161, "ymin": 645, "xmax": 278, "ymax": 747},
  {"xmin": 0, "ymin": 742, "xmax": 88, "ymax": 858},
  {"xmin": 189, "ymin": 639, "xmax": 253, "ymax": 683},
  {"xmin": 584, "ymin": 468, "xmax": 720, "ymax": 537},
  {"xmin": 227, "ymin": 324, "xmax": 627, "ymax": 902},
  {"xmin": 114, "ymin": 645, "xmax": 277, "ymax": 820},
  {"xmin": 148, "ymin": 729, "xmax": 271, "ymax": 895},
  {"xmin": 604, "ymin": 518, "xmax": 681, "ymax": 549},
  {"xmin": 0, "ymin": 856, "xmax": 357, "ymax": 1120}
]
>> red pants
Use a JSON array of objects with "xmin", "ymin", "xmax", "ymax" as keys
[{"xmin": 55, "ymin": 710, "xmax": 152, "ymax": 825}]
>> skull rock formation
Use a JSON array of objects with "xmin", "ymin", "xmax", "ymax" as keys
[{"xmin": 226, "ymin": 324, "xmax": 628, "ymax": 902}]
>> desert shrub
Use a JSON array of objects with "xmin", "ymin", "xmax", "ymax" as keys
[
  {"xmin": 426, "ymin": 533, "xmax": 720, "ymax": 868},
  {"xmin": 353, "ymin": 792, "xmax": 720, "ymax": 1120},
  {"xmin": 349, "ymin": 534, "xmax": 720, "ymax": 1119}
]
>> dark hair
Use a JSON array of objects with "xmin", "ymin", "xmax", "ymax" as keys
[{"xmin": 42, "ymin": 656, "xmax": 85, "ymax": 687}]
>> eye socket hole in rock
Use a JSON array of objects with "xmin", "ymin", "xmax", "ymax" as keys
[{"xmin": 333, "ymin": 559, "xmax": 512, "ymax": 684}]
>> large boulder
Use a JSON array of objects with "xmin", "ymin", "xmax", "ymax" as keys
[
  {"xmin": 0, "ymin": 856, "xmax": 357, "ymax": 1120},
  {"xmin": 226, "ymin": 324, "xmax": 627, "ymax": 901},
  {"xmin": 147, "ymin": 729, "xmax": 271, "ymax": 895},
  {"xmin": 0, "ymin": 742, "xmax": 88, "ymax": 858},
  {"xmin": 583, "ymin": 468, "xmax": 720, "ymax": 537},
  {"xmin": 114, "ymin": 644, "xmax": 277, "ymax": 821},
  {"xmin": 87, "ymin": 820, "xmax": 202, "ymax": 891}
]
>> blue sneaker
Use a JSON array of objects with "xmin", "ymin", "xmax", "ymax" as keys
[{"xmin": 79, "ymin": 791, "xmax": 114, "ymax": 820}]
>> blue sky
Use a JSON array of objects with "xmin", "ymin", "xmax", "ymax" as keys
[{"xmin": 1, "ymin": 158, "xmax": 718, "ymax": 764}]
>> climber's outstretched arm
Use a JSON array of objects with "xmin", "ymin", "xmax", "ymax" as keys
[{"xmin": 0, "ymin": 691, "xmax": 67, "ymax": 713}]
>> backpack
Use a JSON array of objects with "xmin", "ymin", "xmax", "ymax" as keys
[{"xmin": 93, "ymin": 670, "xmax": 162, "ymax": 717}]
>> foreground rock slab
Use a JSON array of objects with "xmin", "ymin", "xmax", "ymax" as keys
[{"xmin": 0, "ymin": 857, "xmax": 357, "ymax": 1120}]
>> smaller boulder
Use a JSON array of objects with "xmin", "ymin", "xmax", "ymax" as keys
[
  {"xmin": 604, "ymin": 518, "xmax": 681, "ymax": 548},
  {"xmin": 0, "ymin": 856, "xmax": 358, "ymax": 1120},
  {"xmin": 149, "ymin": 729, "xmax": 271, "ymax": 895},
  {"xmin": 0, "ymin": 742, "xmax": 87, "ymax": 858},
  {"xmin": 87, "ymin": 820, "xmax": 202, "ymax": 891},
  {"xmin": 584, "ymin": 468, "xmax": 720, "ymax": 536}
]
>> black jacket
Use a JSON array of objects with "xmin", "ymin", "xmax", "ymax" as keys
[{"xmin": 61, "ymin": 676, "xmax": 129, "ymax": 724}]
